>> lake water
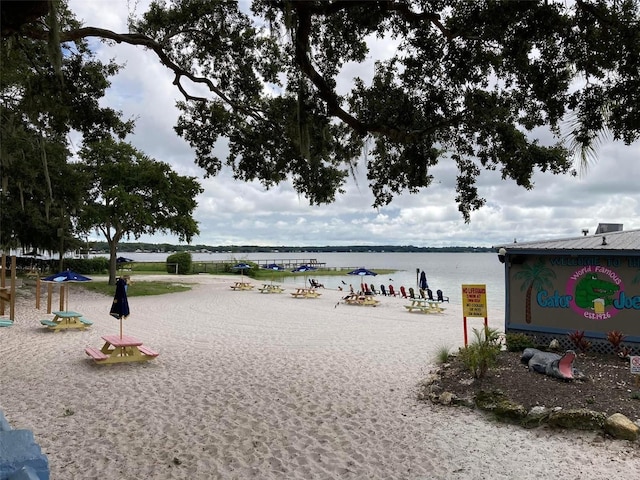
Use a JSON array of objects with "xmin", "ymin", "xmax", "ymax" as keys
[{"xmin": 108, "ymin": 251, "xmax": 505, "ymax": 308}]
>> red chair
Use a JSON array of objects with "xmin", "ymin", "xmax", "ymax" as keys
[
  {"xmin": 388, "ymin": 285, "xmax": 397, "ymax": 297},
  {"xmin": 400, "ymin": 286, "xmax": 408, "ymax": 298}
]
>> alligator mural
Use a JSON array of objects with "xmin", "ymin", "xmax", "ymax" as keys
[{"xmin": 574, "ymin": 273, "xmax": 619, "ymax": 309}]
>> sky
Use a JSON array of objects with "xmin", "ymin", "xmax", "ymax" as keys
[{"xmin": 67, "ymin": 0, "xmax": 640, "ymax": 248}]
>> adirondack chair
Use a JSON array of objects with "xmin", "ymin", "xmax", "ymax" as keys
[
  {"xmin": 408, "ymin": 287, "xmax": 417, "ymax": 299},
  {"xmin": 400, "ymin": 286, "xmax": 408, "ymax": 298},
  {"xmin": 419, "ymin": 289, "xmax": 427, "ymax": 299},
  {"xmin": 380, "ymin": 285, "xmax": 388, "ymax": 296},
  {"xmin": 426, "ymin": 288, "xmax": 435, "ymax": 301},
  {"xmin": 370, "ymin": 284, "xmax": 378, "ymax": 295},
  {"xmin": 437, "ymin": 289, "xmax": 449, "ymax": 302},
  {"xmin": 388, "ymin": 285, "xmax": 397, "ymax": 297}
]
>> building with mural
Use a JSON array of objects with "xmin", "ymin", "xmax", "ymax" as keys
[{"xmin": 496, "ymin": 225, "xmax": 640, "ymax": 353}]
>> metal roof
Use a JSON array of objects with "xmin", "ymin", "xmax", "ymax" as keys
[{"xmin": 495, "ymin": 228, "xmax": 640, "ymax": 254}]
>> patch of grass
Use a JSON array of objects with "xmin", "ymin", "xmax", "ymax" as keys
[
  {"xmin": 119, "ymin": 262, "xmax": 169, "ymax": 273},
  {"xmin": 79, "ymin": 280, "xmax": 192, "ymax": 297},
  {"xmin": 434, "ymin": 345, "xmax": 452, "ymax": 364}
]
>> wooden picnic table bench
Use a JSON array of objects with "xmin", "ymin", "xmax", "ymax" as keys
[
  {"xmin": 85, "ymin": 335, "xmax": 159, "ymax": 365},
  {"xmin": 290, "ymin": 288, "xmax": 321, "ymax": 299},
  {"xmin": 41, "ymin": 311, "xmax": 90, "ymax": 332},
  {"xmin": 404, "ymin": 299, "xmax": 446, "ymax": 314},
  {"xmin": 258, "ymin": 284, "xmax": 284, "ymax": 293},
  {"xmin": 343, "ymin": 294, "xmax": 380, "ymax": 306}
]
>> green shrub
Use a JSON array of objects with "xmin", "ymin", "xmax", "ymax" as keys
[
  {"xmin": 504, "ymin": 332, "xmax": 535, "ymax": 352},
  {"xmin": 63, "ymin": 257, "xmax": 109, "ymax": 275},
  {"xmin": 458, "ymin": 327, "xmax": 502, "ymax": 379},
  {"xmin": 166, "ymin": 252, "xmax": 192, "ymax": 274}
]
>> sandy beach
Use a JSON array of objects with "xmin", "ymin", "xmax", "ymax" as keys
[{"xmin": 1, "ymin": 275, "xmax": 638, "ymax": 479}]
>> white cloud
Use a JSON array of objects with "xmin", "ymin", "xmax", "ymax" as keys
[{"xmin": 70, "ymin": 0, "xmax": 640, "ymax": 247}]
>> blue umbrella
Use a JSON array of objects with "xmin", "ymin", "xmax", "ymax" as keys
[
  {"xmin": 263, "ymin": 263, "xmax": 286, "ymax": 271},
  {"xmin": 347, "ymin": 267, "xmax": 378, "ymax": 277},
  {"xmin": 42, "ymin": 270, "xmax": 92, "ymax": 311},
  {"xmin": 232, "ymin": 263, "xmax": 252, "ymax": 282},
  {"xmin": 42, "ymin": 270, "xmax": 92, "ymax": 283},
  {"xmin": 262, "ymin": 263, "xmax": 286, "ymax": 284},
  {"xmin": 292, "ymin": 265, "xmax": 317, "ymax": 287},
  {"xmin": 420, "ymin": 271, "xmax": 429, "ymax": 290},
  {"xmin": 292, "ymin": 265, "xmax": 317, "ymax": 273},
  {"xmin": 348, "ymin": 267, "xmax": 377, "ymax": 294},
  {"xmin": 110, "ymin": 277, "xmax": 130, "ymax": 338}
]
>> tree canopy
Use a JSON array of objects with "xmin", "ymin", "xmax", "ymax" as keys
[
  {"xmin": 3, "ymin": 0, "xmax": 640, "ymax": 221},
  {"xmin": 77, "ymin": 137, "xmax": 202, "ymax": 283},
  {"xmin": 0, "ymin": 0, "xmax": 132, "ymax": 254}
]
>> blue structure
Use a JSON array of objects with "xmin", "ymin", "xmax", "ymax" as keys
[{"xmin": 0, "ymin": 411, "xmax": 49, "ymax": 480}]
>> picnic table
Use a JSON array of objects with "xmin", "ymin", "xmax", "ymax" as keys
[
  {"xmin": 85, "ymin": 334, "xmax": 159, "ymax": 365},
  {"xmin": 290, "ymin": 288, "xmax": 321, "ymax": 299},
  {"xmin": 230, "ymin": 282, "xmax": 254, "ymax": 291},
  {"xmin": 258, "ymin": 284, "xmax": 284, "ymax": 293},
  {"xmin": 40, "ymin": 311, "xmax": 93, "ymax": 332},
  {"xmin": 343, "ymin": 294, "xmax": 380, "ymax": 307},
  {"xmin": 404, "ymin": 298, "xmax": 446, "ymax": 314}
]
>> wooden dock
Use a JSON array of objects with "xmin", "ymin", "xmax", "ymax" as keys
[{"xmin": 189, "ymin": 259, "xmax": 328, "ymax": 274}]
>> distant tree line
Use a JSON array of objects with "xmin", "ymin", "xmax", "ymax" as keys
[{"xmin": 89, "ymin": 242, "xmax": 493, "ymax": 254}]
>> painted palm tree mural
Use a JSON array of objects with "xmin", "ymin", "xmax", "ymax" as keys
[{"xmin": 513, "ymin": 259, "xmax": 556, "ymax": 324}]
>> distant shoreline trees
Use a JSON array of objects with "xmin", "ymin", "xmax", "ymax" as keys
[{"xmin": 86, "ymin": 242, "xmax": 494, "ymax": 254}]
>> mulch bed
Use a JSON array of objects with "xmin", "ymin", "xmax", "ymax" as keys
[{"xmin": 432, "ymin": 350, "xmax": 640, "ymax": 421}]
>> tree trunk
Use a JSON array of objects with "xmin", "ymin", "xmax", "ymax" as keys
[
  {"xmin": 108, "ymin": 240, "xmax": 118, "ymax": 285},
  {"xmin": 525, "ymin": 284, "xmax": 533, "ymax": 324}
]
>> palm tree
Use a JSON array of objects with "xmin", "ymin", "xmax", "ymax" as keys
[{"xmin": 513, "ymin": 259, "xmax": 556, "ymax": 324}]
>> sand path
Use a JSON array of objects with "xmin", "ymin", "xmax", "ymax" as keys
[{"xmin": 1, "ymin": 275, "xmax": 638, "ymax": 479}]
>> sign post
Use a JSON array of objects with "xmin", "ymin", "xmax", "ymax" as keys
[{"xmin": 461, "ymin": 284, "xmax": 488, "ymax": 346}]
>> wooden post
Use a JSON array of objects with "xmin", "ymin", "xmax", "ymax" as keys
[
  {"xmin": 0, "ymin": 253, "xmax": 6, "ymax": 316},
  {"xmin": 0, "ymin": 255, "xmax": 17, "ymax": 321},
  {"xmin": 47, "ymin": 283, "xmax": 53, "ymax": 314},
  {"xmin": 59, "ymin": 284, "xmax": 65, "ymax": 311},
  {"xmin": 10, "ymin": 256, "xmax": 16, "ymax": 320},
  {"xmin": 36, "ymin": 277, "xmax": 41, "ymax": 309}
]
